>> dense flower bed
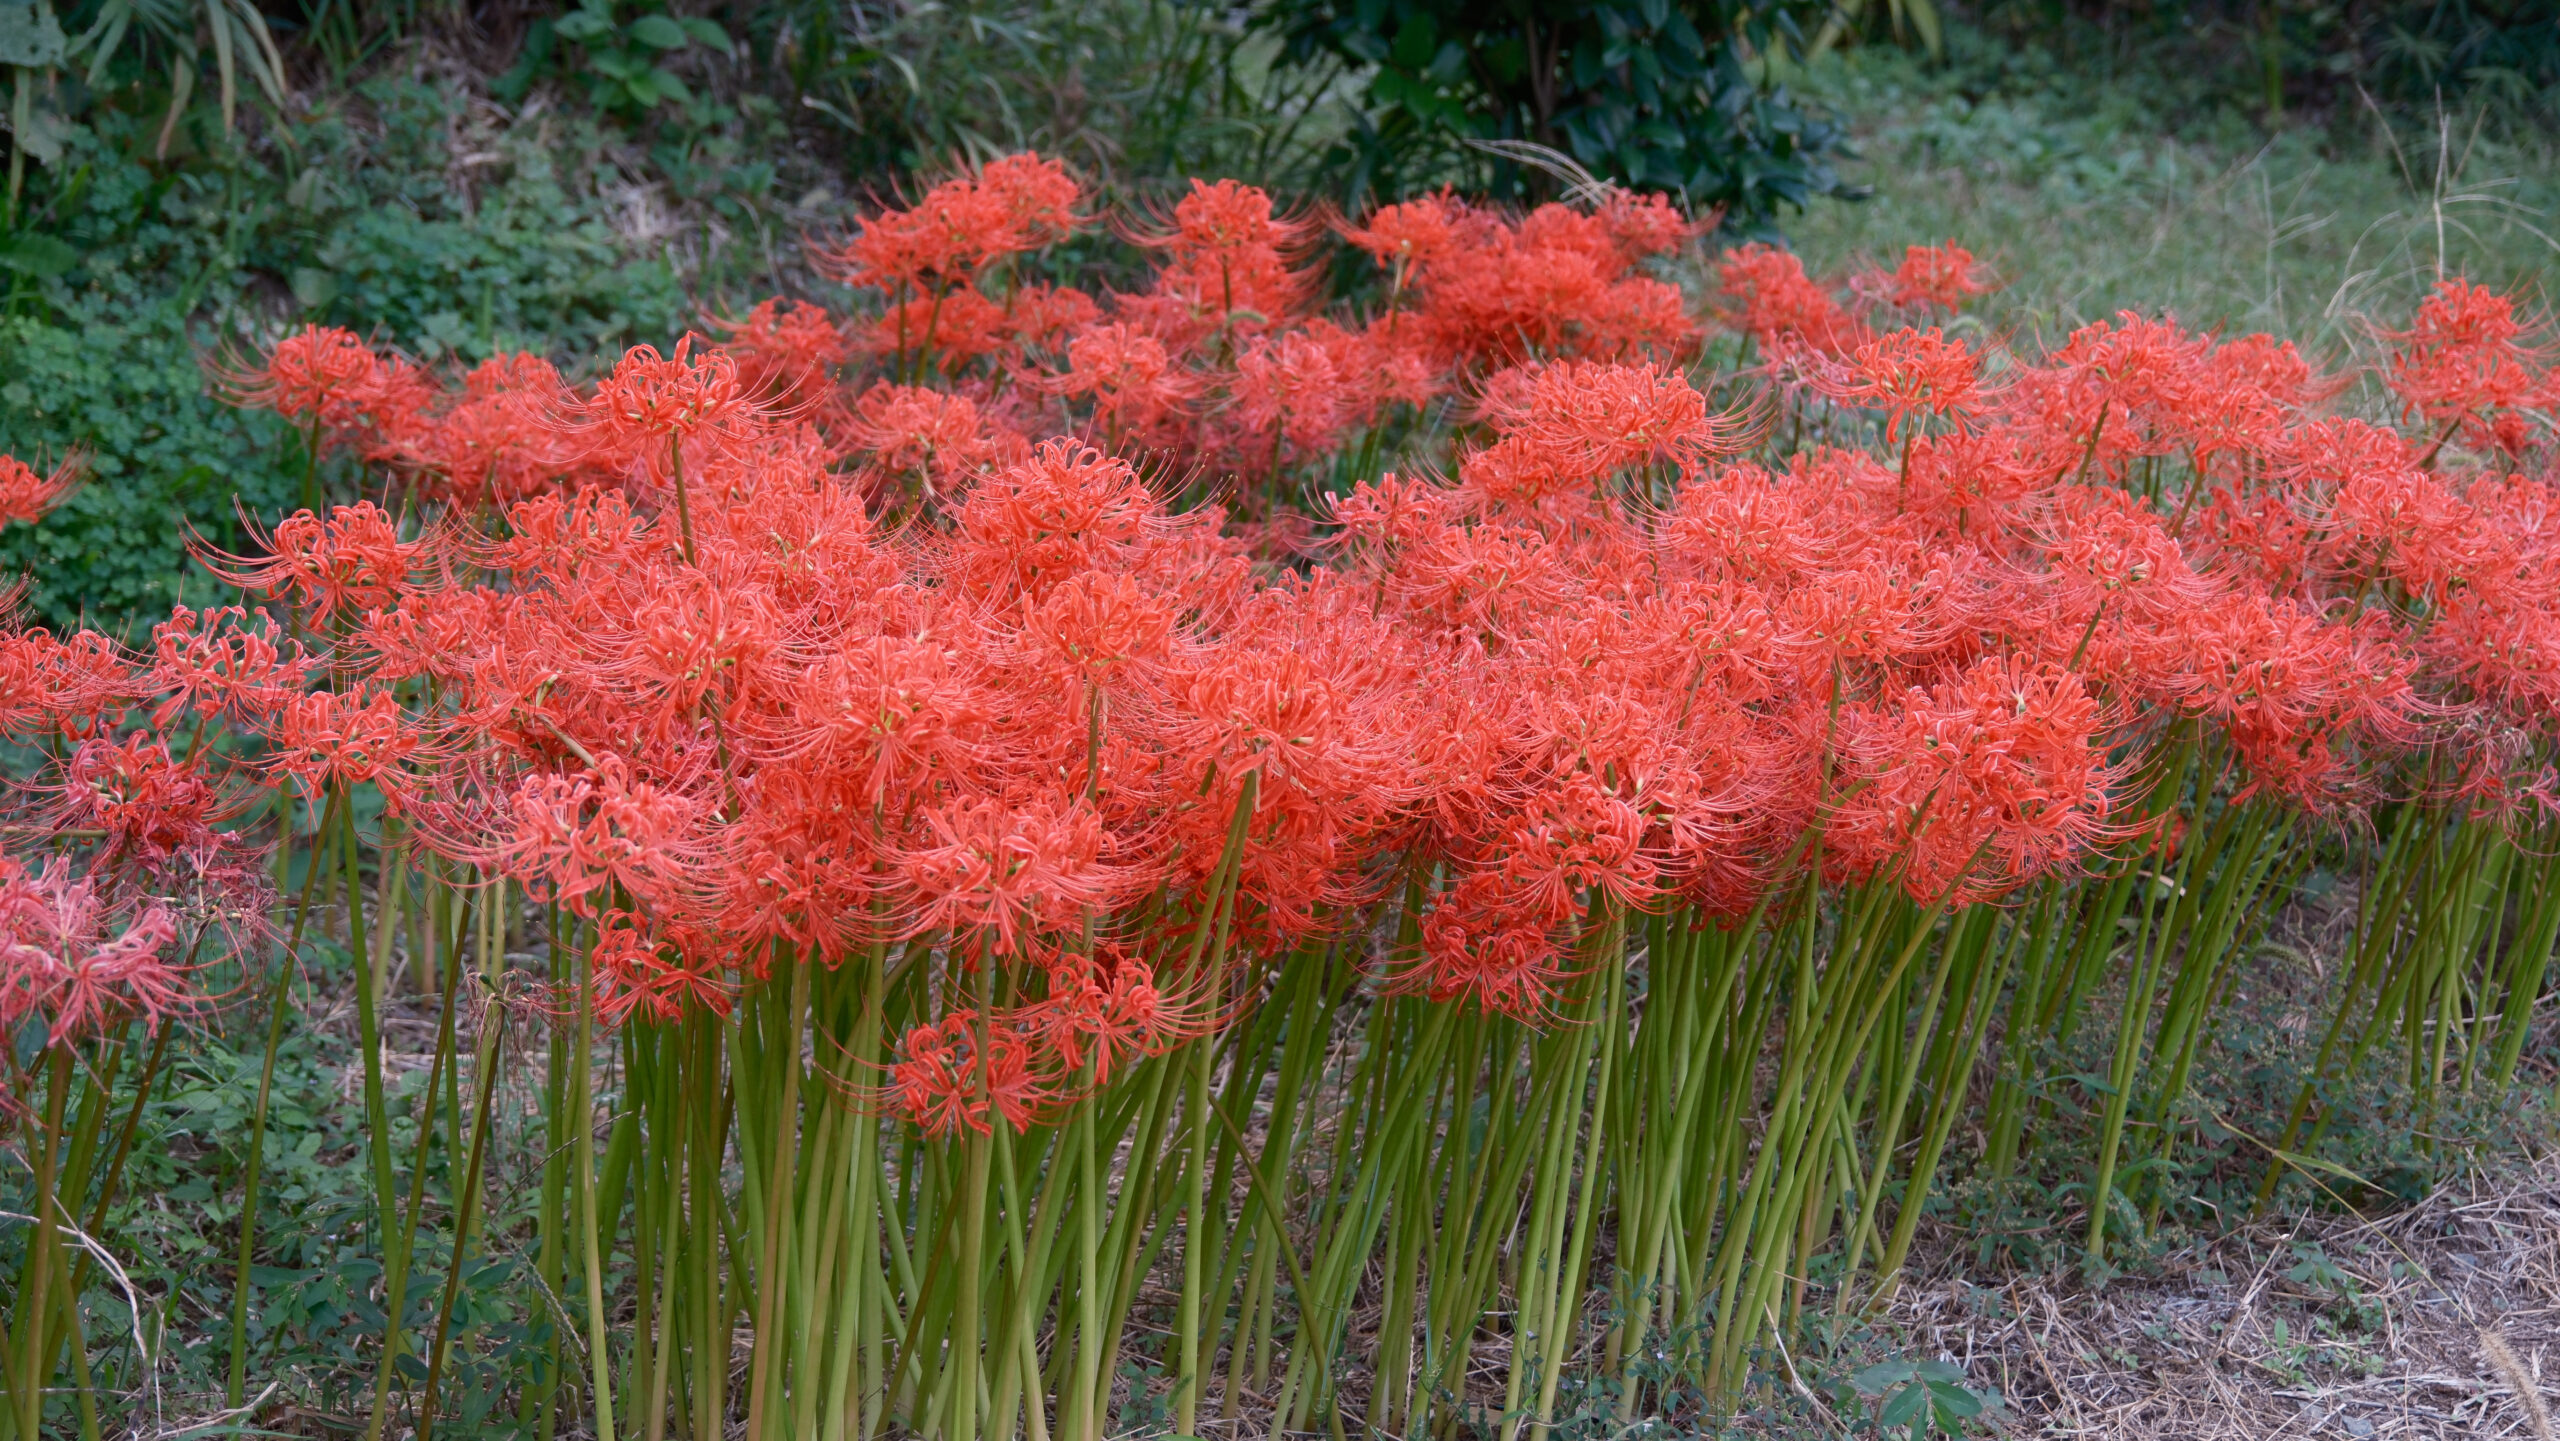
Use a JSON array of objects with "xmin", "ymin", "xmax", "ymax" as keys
[{"xmin": 3, "ymin": 153, "xmax": 2557, "ymax": 1441}]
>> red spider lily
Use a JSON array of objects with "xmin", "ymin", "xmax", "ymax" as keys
[
  {"xmin": 1041, "ymin": 323, "xmax": 1200, "ymax": 440},
  {"xmin": 1664, "ymin": 460, "xmax": 1843, "ymax": 587},
  {"xmin": 1487, "ymin": 769, "xmax": 1657, "ymax": 921},
  {"xmin": 2319, "ymin": 455, "xmax": 2495, "ymax": 599},
  {"xmin": 1889, "ymin": 243, "xmax": 1993, "ymax": 311},
  {"xmin": 1128, "ymin": 178, "xmax": 1316, "ymax": 343},
  {"xmin": 1029, "ymin": 953, "xmax": 1186, "ymax": 1087},
  {"xmin": 1813, "ymin": 329, "xmax": 1983, "ymax": 440},
  {"xmin": 591, "ymin": 910, "xmax": 733, "ymax": 1023},
  {"xmin": 2173, "ymin": 333, "xmax": 2331, "ymax": 472},
  {"xmin": 2038, "ymin": 484, "xmax": 2211, "ymax": 623},
  {"xmin": 0, "ymin": 449, "xmax": 83, "ymax": 527},
  {"xmin": 706, "ymin": 773, "xmax": 886, "ymax": 959},
  {"xmin": 1020, "ymin": 570, "xmax": 1176, "ymax": 681},
  {"xmin": 2387, "ymin": 278, "xmax": 2549, "ymax": 437},
  {"xmin": 256, "ymin": 686, "xmax": 430, "ymax": 805},
  {"xmin": 893, "ymin": 796, "xmax": 1133, "ymax": 957},
  {"xmin": 1230, "ymin": 330, "xmax": 1357, "ymax": 464},
  {"xmin": 2421, "ymin": 473, "xmax": 2560, "ymax": 731},
  {"xmin": 855, "ymin": 289, "xmax": 1015, "ymax": 369},
  {"xmin": 946, "ymin": 440, "xmax": 1176, "ymax": 602},
  {"xmin": 846, "ymin": 383, "xmax": 1028, "ymax": 499},
  {"xmin": 0, "ymin": 624, "xmax": 140, "ymax": 740},
  {"xmin": 500, "ymin": 755, "xmax": 711, "ymax": 916},
  {"xmin": 212, "ymin": 325, "xmax": 382, "ymax": 428},
  {"xmin": 172, "ymin": 193, "xmax": 2560, "ymax": 1118},
  {"xmin": 0, "ymin": 857, "xmax": 186, "ymax": 1045},
  {"xmin": 55, "ymin": 734, "xmax": 235, "ymax": 864},
  {"xmin": 1340, "ymin": 192, "xmax": 1463, "ymax": 273},
  {"xmin": 2010, "ymin": 311, "xmax": 2212, "ymax": 478},
  {"xmin": 2157, "ymin": 596, "xmax": 2424, "ymax": 806},
  {"xmin": 387, "ymin": 352, "xmax": 590, "ymax": 509},
  {"xmin": 205, "ymin": 502, "xmax": 430, "ymax": 624},
  {"xmin": 739, "ymin": 631, "xmax": 992, "ymax": 790},
  {"xmin": 1003, "ymin": 284, "xmax": 1103, "ymax": 355},
  {"xmin": 1898, "ymin": 430, "xmax": 2042, "ymax": 537},
  {"xmin": 591, "ymin": 569, "xmax": 782, "ymax": 731},
  {"xmin": 1783, "ymin": 532, "xmax": 1960, "ymax": 675},
  {"xmin": 824, "ymin": 153, "xmax": 1086, "ymax": 292},
  {"xmin": 1719, "ymin": 243, "xmax": 1863, "ymax": 358},
  {"xmin": 892, "ymin": 1010, "xmax": 1056, "ymax": 1136},
  {"xmin": 716, "ymin": 299, "xmax": 851, "ymax": 407},
  {"xmin": 149, "ymin": 606, "xmax": 316, "ymax": 727},
  {"xmin": 582, "ymin": 335, "xmax": 754, "ymax": 446},
  {"xmin": 1830, "ymin": 657, "xmax": 2127, "ymax": 905},
  {"xmin": 1462, "ymin": 362, "xmax": 1738, "ymax": 513},
  {"xmin": 1378, "ymin": 194, "xmax": 1698, "ymax": 369},
  {"xmin": 1594, "ymin": 190, "xmax": 1707, "ymax": 260}
]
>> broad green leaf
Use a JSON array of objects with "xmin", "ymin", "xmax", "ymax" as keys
[
  {"xmin": 555, "ymin": 7, "xmax": 613, "ymax": 42},
  {"xmin": 628, "ymin": 14, "xmax": 688, "ymax": 50},
  {"xmin": 1879, "ymin": 1384, "xmax": 1927, "ymax": 1428},
  {"xmin": 1927, "ymin": 1379, "xmax": 1985, "ymax": 1418},
  {"xmin": 676, "ymin": 16, "xmax": 728, "ymax": 53},
  {"xmin": 0, "ymin": 0, "xmax": 67, "ymax": 66},
  {"xmin": 0, "ymin": 232, "xmax": 77, "ymax": 277},
  {"xmin": 643, "ymin": 66, "xmax": 692, "ymax": 105},
  {"xmin": 1852, "ymin": 1359, "xmax": 1917, "ymax": 1393}
]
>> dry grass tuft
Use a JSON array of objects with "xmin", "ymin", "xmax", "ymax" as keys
[{"xmin": 1863, "ymin": 1146, "xmax": 2560, "ymax": 1439}]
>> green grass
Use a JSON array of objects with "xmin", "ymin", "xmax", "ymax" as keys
[{"xmin": 1786, "ymin": 41, "xmax": 2558, "ymax": 362}]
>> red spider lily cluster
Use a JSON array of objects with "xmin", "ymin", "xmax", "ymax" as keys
[
  {"xmin": 287, "ymin": 160, "xmax": 1707, "ymax": 532},
  {"xmin": 0, "ymin": 566, "xmax": 283, "ymax": 1100},
  {"xmin": 81, "ymin": 153, "xmax": 2558, "ymax": 1141}
]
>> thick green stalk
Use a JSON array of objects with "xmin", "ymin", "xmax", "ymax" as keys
[
  {"xmin": 366, "ymin": 860, "xmax": 457, "ymax": 1441},
  {"xmin": 65, "ymin": 1021, "xmax": 174, "ymax": 1370},
  {"xmin": 529, "ymin": 903, "xmax": 571, "ymax": 1441},
  {"xmin": 15, "ymin": 1047, "xmax": 72, "ymax": 1441},
  {"xmin": 950, "ymin": 1124, "xmax": 991, "ymax": 1441},
  {"xmin": 843, "ymin": 940, "xmax": 890, "ymax": 1441},
  {"xmin": 1873, "ymin": 900, "xmax": 2032, "ymax": 1290},
  {"xmin": 2084, "ymin": 743, "xmax": 2204, "ymax": 1264},
  {"xmin": 417, "ymin": 989, "xmax": 507, "ymax": 1441},
  {"xmin": 2489, "ymin": 835, "xmax": 2560, "ymax": 1089},
  {"xmin": 230, "ymin": 783, "xmax": 344, "ymax": 1409},
  {"xmin": 1173, "ymin": 768, "xmax": 1258, "ymax": 1436},
  {"xmin": 1841, "ymin": 904, "xmax": 1990, "ymax": 1285},
  {"xmin": 1979, "ymin": 881, "xmax": 2068, "ymax": 1188},
  {"xmin": 746, "ymin": 946, "xmax": 810, "ymax": 1441},
  {"xmin": 574, "ymin": 937, "xmax": 619, "ymax": 1441},
  {"xmin": 341, "ymin": 798, "xmax": 400, "ymax": 1343},
  {"xmin": 1531, "ymin": 923, "xmax": 1625, "ymax": 1440},
  {"xmin": 367, "ymin": 939, "xmax": 463, "ymax": 1440}
]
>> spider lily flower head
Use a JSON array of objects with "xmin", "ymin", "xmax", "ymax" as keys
[{"xmin": 0, "ymin": 450, "xmax": 84, "ymax": 528}]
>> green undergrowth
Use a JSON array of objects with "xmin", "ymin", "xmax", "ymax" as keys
[
  {"xmin": 0, "ymin": 74, "xmax": 784, "ymax": 633},
  {"xmin": 1789, "ymin": 38, "xmax": 2559, "ymax": 359}
]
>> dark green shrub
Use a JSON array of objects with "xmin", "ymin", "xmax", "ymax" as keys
[
  {"xmin": 768, "ymin": 0, "xmax": 1319, "ymax": 195},
  {"xmin": 0, "ymin": 299, "xmax": 294, "ymax": 633},
  {"xmin": 1254, "ymin": 0, "xmax": 1855, "ymax": 229},
  {"xmin": 1960, "ymin": 0, "xmax": 2559, "ymax": 127},
  {"xmin": 1, "ymin": 79, "xmax": 720, "ymax": 632}
]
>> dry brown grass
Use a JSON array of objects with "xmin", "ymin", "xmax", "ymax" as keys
[{"xmin": 1846, "ymin": 1147, "xmax": 2560, "ymax": 1439}]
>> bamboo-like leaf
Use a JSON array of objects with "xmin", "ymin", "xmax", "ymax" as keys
[{"xmin": 203, "ymin": 0, "xmax": 236, "ymax": 134}]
